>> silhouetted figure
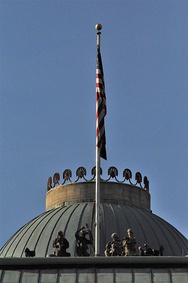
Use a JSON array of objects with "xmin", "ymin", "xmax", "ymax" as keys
[
  {"xmin": 122, "ymin": 228, "xmax": 136, "ymax": 256},
  {"xmin": 25, "ymin": 248, "xmax": 35, "ymax": 257},
  {"xmin": 104, "ymin": 233, "xmax": 122, "ymax": 256},
  {"xmin": 53, "ymin": 231, "xmax": 70, "ymax": 257},
  {"xmin": 75, "ymin": 224, "xmax": 93, "ymax": 256},
  {"xmin": 138, "ymin": 243, "xmax": 164, "ymax": 256}
]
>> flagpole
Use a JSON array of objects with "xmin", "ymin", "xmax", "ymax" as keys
[
  {"xmin": 95, "ymin": 146, "xmax": 101, "ymax": 256},
  {"xmin": 95, "ymin": 23, "xmax": 102, "ymax": 256}
]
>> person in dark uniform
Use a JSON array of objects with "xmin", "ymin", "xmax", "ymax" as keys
[
  {"xmin": 138, "ymin": 243, "xmax": 164, "ymax": 256},
  {"xmin": 122, "ymin": 228, "xmax": 136, "ymax": 256},
  {"xmin": 53, "ymin": 231, "xmax": 70, "ymax": 257},
  {"xmin": 75, "ymin": 224, "xmax": 93, "ymax": 256},
  {"xmin": 104, "ymin": 233, "xmax": 122, "ymax": 256}
]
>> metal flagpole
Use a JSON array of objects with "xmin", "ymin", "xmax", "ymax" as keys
[
  {"xmin": 95, "ymin": 145, "xmax": 101, "ymax": 256},
  {"xmin": 95, "ymin": 23, "xmax": 102, "ymax": 256}
]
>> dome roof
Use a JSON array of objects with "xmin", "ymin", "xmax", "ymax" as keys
[{"xmin": 1, "ymin": 201, "xmax": 187, "ymax": 257}]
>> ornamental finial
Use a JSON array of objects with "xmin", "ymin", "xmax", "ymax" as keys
[{"xmin": 95, "ymin": 23, "xmax": 102, "ymax": 31}]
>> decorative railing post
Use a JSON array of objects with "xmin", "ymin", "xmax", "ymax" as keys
[{"xmin": 47, "ymin": 167, "xmax": 149, "ymax": 192}]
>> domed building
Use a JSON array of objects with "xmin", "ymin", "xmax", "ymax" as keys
[
  {"xmin": 0, "ymin": 167, "xmax": 188, "ymax": 258},
  {"xmin": 0, "ymin": 24, "xmax": 188, "ymax": 283},
  {"xmin": 0, "ymin": 167, "xmax": 188, "ymax": 283}
]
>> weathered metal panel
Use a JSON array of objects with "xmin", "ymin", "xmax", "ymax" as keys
[
  {"xmin": 40, "ymin": 270, "xmax": 58, "ymax": 283},
  {"xmin": 59, "ymin": 269, "xmax": 77, "ymax": 283},
  {"xmin": 1, "ymin": 203, "xmax": 188, "ymax": 257},
  {"xmin": 0, "ymin": 261, "xmax": 188, "ymax": 283},
  {"xmin": 21, "ymin": 270, "xmax": 39, "ymax": 283},
  {"xmin": 1, "ymin": 270, "xmax": 21, "ymax": 283}
]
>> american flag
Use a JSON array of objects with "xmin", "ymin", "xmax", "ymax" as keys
[{"xmin": 96, "ymin": 47, "xmax": 107, "ymax": 160}]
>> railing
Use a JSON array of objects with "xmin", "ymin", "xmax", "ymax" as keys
[{"xmin": 47, "ymin": 167, "xmax": 149, "ymax": 191}]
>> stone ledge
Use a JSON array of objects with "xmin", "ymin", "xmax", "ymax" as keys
[
  {"xmin": 46, "ymin": 181, "xmax": 150, "ymax": 211},
  {"xmin": 1, "ymin": 256, "xmax": 188, "ymax": 269}
]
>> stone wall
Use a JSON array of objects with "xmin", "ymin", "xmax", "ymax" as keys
[{"xmin": 46, "ymin": 181, "xmax": 150, "ymax": 211}]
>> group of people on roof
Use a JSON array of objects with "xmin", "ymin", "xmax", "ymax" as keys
[
  {"xmin": 104, "ymin": 229, "xmax": 164, "ymax": 257},
  {"xmin": 51, "ymin": 225, "xmax": 94, "ymax": 257},
  {"xmin": 49, "ymin": 226, "xmax": 163, "ymax": 257},
  {"xmin": 105, "ymin": 229, "xmax": 136, "ymax": 256}
]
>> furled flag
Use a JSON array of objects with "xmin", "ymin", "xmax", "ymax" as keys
[{"xmin": 96, "ymin": 47, "xmax": 107, "ymax": 160}]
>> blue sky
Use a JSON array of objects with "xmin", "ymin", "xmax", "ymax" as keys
[{"xmin": 0, "ymin": 0, "xmax": 187, "ymax": 248}]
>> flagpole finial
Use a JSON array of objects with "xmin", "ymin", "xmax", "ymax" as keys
[
  {"xmin": 95, "ymin": 23, "xmax": 102, "ymax": 31},
  {"xmin": 95, "ymin": 24, "xmax": 102, "ymax": 48}
]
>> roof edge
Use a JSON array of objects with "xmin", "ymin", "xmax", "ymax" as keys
[{"xmin": 1, "ymin": 256, "xmax": 188, "ymax": 269}]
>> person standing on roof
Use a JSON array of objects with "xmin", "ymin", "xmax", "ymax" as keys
[
  {"xmin": 104, "ymin": 233, "xmax": 122, "ymax": 256},
  {"xmin": 122, "ymin": 228, "xmax": 136, "ymax": 256},
  {"xmin": 75, "ymin": 224, "xmax": 93, "ymax": 256}
]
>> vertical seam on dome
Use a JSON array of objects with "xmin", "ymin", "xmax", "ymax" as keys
[
  {"xmin": 109, "ymin": 204, "xmax": 123, "ymax": 239},
  {"xmin": 22, "ymin": 208, "xmax": 62, "ymax": 257},
  {"xmin": 134, "ymin": 208, "xmax": 161, "ymax": 247},
  {"xmin": 19, "ymin": 210, "xmax": 53, "ymax": 257},
  {"xmin": 43, "ymin": 205, "xmax": 71, "ymax": 256},
  {"xmin": 45, "ymin": 204, "xmax": 80, "ymax": 257},
  {"xmin": 150, "ymin": 213, "xmax": 185, "ymax": 255},
  {"xmin": 19, "ymin": 208, "xmax": 62, "ymax": 257},
  {"xmin": 0, "ymin": 216, "xmax": 40, "ymax": 257},
  {"xmin": 3, "ymin": 210, "xmax": 51, "ymax": 257},
  {"xmin": 141, "ymin": 210, "xmax": 174, "ymax": 255},
  {"xmin": 118, "ymin": 204, "xmax": 132, "ymax": 229},
  {"xmin": 118, "ymin": 203, "xmax": 148, "ymax": 242},
  {"xmin": 64, "ymin": 204, "xmax": 81, "ymax": 235},
  {"xmin": 127, "ymin": 206, "xmax": 150, "ymax": 244},
  {"xmin": 37, "ymin": 205, "xmax": 71, "ymax": 257}
]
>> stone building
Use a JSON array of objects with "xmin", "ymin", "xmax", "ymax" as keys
[{"xmin": 0, "ymin": 167, "xmax": 188, "ymax": 282}]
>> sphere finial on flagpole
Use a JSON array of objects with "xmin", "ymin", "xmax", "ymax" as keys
[
  {"xmin": 95, "ymin": 24, "xmax": 102, "ymax": 48},
  {"xmin": 95, "ymin": 23, "xmax": 102, "ymax": 31}
]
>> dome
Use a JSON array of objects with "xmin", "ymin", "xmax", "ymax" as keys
[{"xmin": 1, "ymin": 179, "xmax": 187, "ymax": 257}]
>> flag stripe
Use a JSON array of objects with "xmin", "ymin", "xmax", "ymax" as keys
[{"xmin": 96, "ymin": 47, "xmax": 107, "ymax": 160}]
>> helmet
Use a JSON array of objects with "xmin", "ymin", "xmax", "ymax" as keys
[
  {"xmin": 57, "ymin": 231, "xmax": 63, "ymax": 236},
  {"xmin": 111, "ymin": 233, "xmax": 118, "ymax": 239},
  {"xmin": 127, "ymin": 228, "xmax": 133, "ymax": 234}
]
